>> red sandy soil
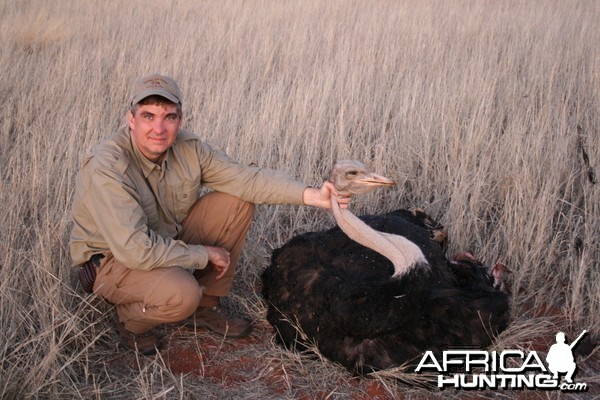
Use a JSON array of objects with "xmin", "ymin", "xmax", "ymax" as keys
[
  {"xmin": 108, "ymin": 319, "xmax": 405, "ymax": 399},
  {"xmin": 106, "ymin": 302, "xmax": 597, "ymax": 400}
]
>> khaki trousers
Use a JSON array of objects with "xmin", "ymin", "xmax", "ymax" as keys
[{"xmin": 93, "ymin": 192, "xmax": 255, "ymax": 334}]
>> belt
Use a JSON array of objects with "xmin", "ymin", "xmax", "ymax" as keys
[{"xmin": 78, "ymin": 254, "xmax": 105, "ymax": 294}]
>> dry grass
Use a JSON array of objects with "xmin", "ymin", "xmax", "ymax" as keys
[{"xmin": 0, "ymin": 0, "xmax": 598, "ymax": 399}]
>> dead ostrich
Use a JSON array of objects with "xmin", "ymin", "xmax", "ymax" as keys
[{"xmin": 262, "ymin": 160, "xmax": 510, "ymax": 374}]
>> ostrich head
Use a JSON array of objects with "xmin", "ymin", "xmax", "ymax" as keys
[
  {"xmin": 328, "ymin": 160, "xmax": 395, "ymax": 196},
  {"xmin": 327, "ymin": 160, "xmax": 427, "ymax": 278}
]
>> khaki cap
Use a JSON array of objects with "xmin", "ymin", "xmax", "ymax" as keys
[{"xmin": 130, "ymin": 74, "xmax": 182, "ymax": 106}]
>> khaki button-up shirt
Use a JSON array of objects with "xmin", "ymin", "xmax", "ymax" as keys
[{"xmin": 70, "ymin": 126, "xmax": 307, "ymax": 271}]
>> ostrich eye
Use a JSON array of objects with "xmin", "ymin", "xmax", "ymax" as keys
[{"xmin": 345, "ymin": 170, "xmax": 359, "ymax": 178}]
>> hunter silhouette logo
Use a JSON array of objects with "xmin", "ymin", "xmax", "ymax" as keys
[
  {"xmin": 415, "ymin": 330, "xmax": 589, "ymax": 392},
  {"xmin": 546, "ymin": 330, "xmax": 586, "ymax": 384}
]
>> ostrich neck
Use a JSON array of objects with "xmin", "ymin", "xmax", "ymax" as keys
[{"xmin": 330, "ymin": 196, "xmax": 427, "ymax": 277}]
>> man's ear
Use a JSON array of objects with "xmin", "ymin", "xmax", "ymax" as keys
[{"xmin": 127, "ymin": 110, "xmax": 135, "ymax": 130}]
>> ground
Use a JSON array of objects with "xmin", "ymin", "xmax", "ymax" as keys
[
  {"xmin": 98, "ymin": 300, "xmax": 598, "ymax": 400},
  {"xmin": 105, "ymin": 319, "xmax": 398, "ymax": 399}
]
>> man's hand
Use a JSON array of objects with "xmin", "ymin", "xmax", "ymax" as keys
[
  {"xmin": 205, "ymin": 245, "xmax": 230, "ymax": 279},
  {"xmin": 302, "ymin": 182, "xmax": 351, "ymax": 209}
]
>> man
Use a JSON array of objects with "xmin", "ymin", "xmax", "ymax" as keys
[{"xmin": 70, "ymin": 74, "xmax": 348, "ymax": 354}]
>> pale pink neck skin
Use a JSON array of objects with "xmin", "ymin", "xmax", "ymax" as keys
[{"xmin": 330, "ymin": 196, "xmax": 428, "ymax": 278}]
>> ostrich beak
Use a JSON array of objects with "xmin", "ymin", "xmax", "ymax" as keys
[
  {"xmin": 359, "ymin": 173, "xmax": 395, "ymax": 187},
  {"xmin": 354, "ymin": 173, "xmax": 395, "ymax": 193}
]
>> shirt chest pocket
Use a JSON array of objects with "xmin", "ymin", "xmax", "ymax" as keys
[{"xmin": 171, "ymin": 182, "xmax": 200, "ymax": 223}]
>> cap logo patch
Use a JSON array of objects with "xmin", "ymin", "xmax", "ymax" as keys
[{"xmin": 144, "ymin": 78, "xmax": 167, "ymax": 88}]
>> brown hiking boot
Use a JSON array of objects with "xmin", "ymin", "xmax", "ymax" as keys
[
  {"xmin": 113, "ymin": 312, "xmax": 159, "ymax": 355},
  {"xmin": 183, "ymin": 305, "xmax": 252, "ymax": 338}
]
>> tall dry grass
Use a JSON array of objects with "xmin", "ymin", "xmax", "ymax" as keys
[{"xmin": 0, "ymin": 0, "xmax": 598, "ymax": 398}]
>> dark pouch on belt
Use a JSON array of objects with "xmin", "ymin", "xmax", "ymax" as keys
[{"xmin": 79, "ymin": 256, "xmax": 102, "ymax": 293}]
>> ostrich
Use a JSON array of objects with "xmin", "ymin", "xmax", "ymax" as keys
[{"xmin": 261, "ymin": 160, "xmax": 510, "ymax": 374}]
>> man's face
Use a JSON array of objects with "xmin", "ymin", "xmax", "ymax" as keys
[{"xmin": 128, "ymin": 103, "xmax": 182, "ymax": 162}]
